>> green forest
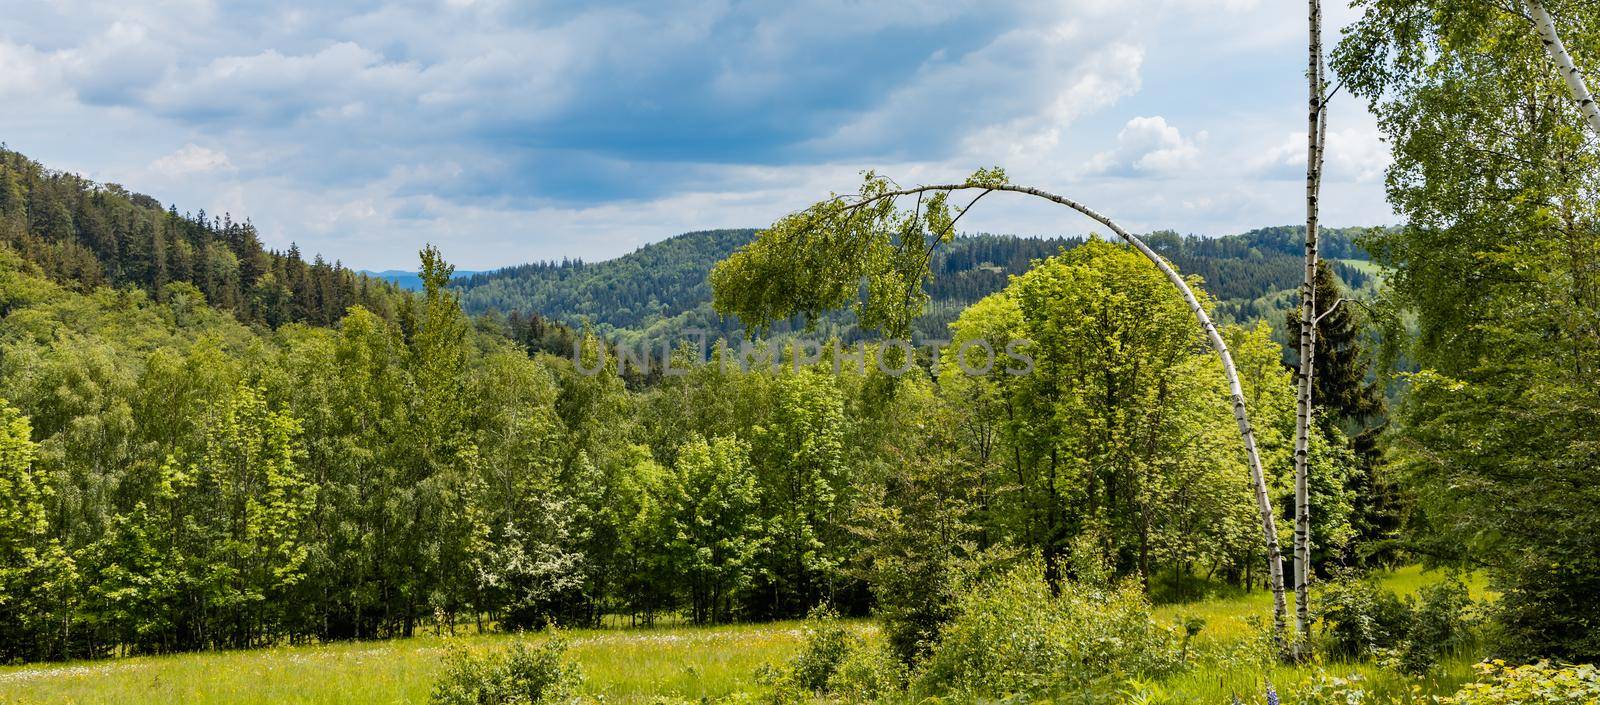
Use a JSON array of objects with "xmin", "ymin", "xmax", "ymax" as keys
[
  {"xmin": 0, "ymin": 158, "xmax": 1383, "ymax": 659},
  {"xmin": 2, "ymin": 0, "xmax": 1599, "ymax": 704},
  {"xmin": 452, "ymin": 226, "xmax": 1377, "ymax": 346}
]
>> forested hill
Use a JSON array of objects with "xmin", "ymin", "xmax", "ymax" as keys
[
  {"xmin": 0, "ymin": 146, "xmax": 404, "ymax": 328},
  {"xmin": 455, "ymin": 225, "xmax": 1379, "ymax": 342},
  {"xmin": 456, "ymin": 228, "xmax": 757, "ymax": 333}
]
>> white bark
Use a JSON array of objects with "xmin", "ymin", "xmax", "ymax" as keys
[
  {"xmin": 851, "ymin": 183, "xmax": 1292, "ymax": 653},
  {"xmin": 1294, "ymin": 0, "xmax": 1325, "ymax": 656},
  {"xmin": 1526, "ymin": 0, "xmax": 1600, "ymax": 136}
]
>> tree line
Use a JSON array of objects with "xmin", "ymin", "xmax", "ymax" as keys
[
  {"xmin": 452, "ymin": 226, "xmax": 1376, "ymax": 355},
  {"xmin": 0, "ymin": 232, "xmax": 1388, "ymax": 663}
]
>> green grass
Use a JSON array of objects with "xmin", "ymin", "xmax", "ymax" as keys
[
  {"xmin": 1147, "ymin": 565, "xmax": 1492, "ymax": 702},
  {"xmin": 0, "ymin": 567, "xmax": 1484, "ymax": 705},
  {"xmin": 0, "ymin": 621, "xmax": 820, "ymax": 705},
  {"xmin": 1335, "ymin": 258, "xmax": 1387, "ymax": 278}
]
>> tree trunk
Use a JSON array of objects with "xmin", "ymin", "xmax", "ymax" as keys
[
  {"xmin": 1294, "ymin": 0, "xmax": 1326, "ymax": 657},
  {"xmin": 1526, "ymin": 0, "xmax": 1600, "ymax": 136}
]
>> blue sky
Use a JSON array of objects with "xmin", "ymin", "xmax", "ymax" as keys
[{"xmin": 0, "ymin": 0, "xmax": 1392, "ymax": 270}]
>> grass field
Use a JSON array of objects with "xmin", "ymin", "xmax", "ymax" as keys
[
  {"xmin": 0, "ymin": 567, "xmax": 1486, "ymax": 705},
  {"xmin": 1336, "ymin": 258, "xmax": 1391, "ymax": 288}
]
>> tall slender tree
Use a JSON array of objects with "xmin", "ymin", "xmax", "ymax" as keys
[{"xmin": 1293, "ymin": 0, "xmax": 1330, "ymax": 653}]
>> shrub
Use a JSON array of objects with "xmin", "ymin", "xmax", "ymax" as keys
[
  {"xmin": 828, "ymin": 642, "xmax": 907, "ymax": 703},
  {"xmin": 914, "ymin": 559, "xmax": 1182, "ymax": 699},
  {"xmin": 1315, "ymin": 574, "xmax": 1410, "ymax": 659},
  {"xmin": 1489, "ymin": 563, "xmax": 1600, "ymax": 662},
  {"xmin": 1293, "ymin": 672, "xmax": 1371, "ymax": 705},
  {"xmin": 1396, "ymin": 573, "xmax": 1475, "ymax": 674},
  {"xmin": 789, "ymin": 606, "xmax": 857, "ymax": 692},
  {"xmin": 871, "ymin": 540, "xmax": 1019, "ymax": 667},
  {"xmin": 1178, "ymin": 615, "xmax": 1206, "ymax": 663},
  {"xmin": 756, "ymin": 606, "xmax": 892, "ymax": 703},
  {"xmin": 430, "ymin": 634, "xmax": 582, "ymax": 705},
  {"xmin": 1445, "ymin": 660, "xmax": 1600, "ymax": 704}
]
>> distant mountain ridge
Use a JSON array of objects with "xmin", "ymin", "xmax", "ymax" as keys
[
  {"xmin": 0, "ymin": 144, "xmax": 1378, "ymax": 348},
  {"xmin": 359, "ymin": 269, "xmax": 481, "ymax": 291},
  {"xmin": 452, "ymin": 226, "xmax": 1380, "ymax": 343}
]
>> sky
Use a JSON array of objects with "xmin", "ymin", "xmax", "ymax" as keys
[{"xmin": 0, "ymin": 0, "xmax": 1394, "ymax": 270}]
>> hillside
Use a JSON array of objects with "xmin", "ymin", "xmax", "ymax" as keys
[
  {"xmin": 457, "ymin": 228, "xmax": 757, "ymax": 337},
  {"xmin": 455, "ymin": 226, "xmax": 1380, "ymax": 343},
  {"xmin": 0, "ymin": 146, "xmax": 404, "ymax": 328}
]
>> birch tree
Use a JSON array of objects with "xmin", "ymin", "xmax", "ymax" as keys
[
  {"xmin": 710, "ymin": 168, "xmax": 1292, "ymax": 652},
  {"xmin": 1337, "ymin": 0, "xmax": 1600, "ymax": 660},
  {"xmin": 1293, "ymin": 0, "xmax": 1329, "ymax": 654},
  {"xmin": 1526, "ymin": 0, "xmax": 1600, "ymax": 135}
]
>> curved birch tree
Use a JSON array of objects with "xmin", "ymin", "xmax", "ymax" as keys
[{"xmin": 709, "ymin": 168, "xmax": 1291, "ymax": 652}]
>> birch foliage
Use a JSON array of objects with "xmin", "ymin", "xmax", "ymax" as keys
[{"xmin": 1337, "ymin": 0, "xmax": 1600, "ymax": 661}]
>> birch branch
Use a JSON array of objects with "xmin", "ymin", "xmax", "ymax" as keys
[
  {"xmin": 1526, "ymin": 0, "xmax": 1600, "ymax": 136},
  {"xmin": 1314, "ymin": 297, "xmax": 1346, "ymax": 326}
]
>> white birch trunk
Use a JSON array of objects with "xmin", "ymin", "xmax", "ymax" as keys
[
  {"xmin": 863, "ymin": 183, "xmax": 1292, "ymax": 653},
  {"xmin": 1526, "ymin": 0, "xmax": 1600, "ymax": 137},
  {"xmin": 1294, "ymin": 0, "xmax": 1325, "ymax": 656}
]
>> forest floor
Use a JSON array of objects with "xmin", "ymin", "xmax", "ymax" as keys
[{"xmin": 0, "ymin": 566, "xmax": 1487, "ymax": 705}]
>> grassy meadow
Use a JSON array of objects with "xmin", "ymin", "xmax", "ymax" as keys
[{"xmin": 0, "ymin": 567, "xmax": 1488, "ymax": 705}]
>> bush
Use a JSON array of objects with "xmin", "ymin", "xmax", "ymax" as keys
[
  {"xmin": 1489, "ymin": 563, "xmax": 1600, "ymax": 662},
  {"xmin": 1315, "ymin": 574, "xmax": 1410, "ymax": 659},
  {"xmin": 1293, "ymin": 672, "xmax": 1372, "ymax": 705},
  {"xmin": 431, "ymin": 634, "xmax": 582, "ymax": 705},
  {"xmin": 914, "ymin": 559, "xmax": 1182, "ymax": 699},
  {"xmin": 1396, "ymin": 573, "xmax": 1475, "ymax": 674},
  {"xmin": 756, "ymin": 606, "xmax": 899, "ymax": 703},
  {"xmin": 1445, "ymin": 660, "xmax": 1600, "ymax": 704},
  {"xmin": 828, "ymin": 642, "xmax": 907, "ymax": 703},
  {"xmin": 871, "ymin": 539, "xmax": 1019, "ymax": 667},
  {"xmin": 788, "ymin": 606, "xmax": 857, "ymax": 692}
]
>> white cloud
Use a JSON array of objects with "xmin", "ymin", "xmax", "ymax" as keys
[
  {"xmin": 150, "ymin": 144, "xmax": 234, "ymax": 176},
  {"xmin": 0, "ymin": 41, "xmax": 56, "ymax": 99},
  {"xmin": 1085, "ymin": 115, "xmax": 1203, "ymax": 176},
  {"xmin": 60, "ymin": 21, "xmax": 175, "ymax": 105},
  {"xmin": 1254, "ymin": 124, "xmax": 1390, "ymax": 183},
  {"xmin": 957, "ymin": 40, "xmax": 1146, "ymax": 171},
  {"xmin": 811, "ymin": 6, "xmax": 1141, "ymax": 159},
  {"xmin": 0, "ymin": 0, "xmax": 1402, "ymax": 269},
  {"xmin": 1163, "ymin": 0, "xmax": 1261, "ymax": 10}
]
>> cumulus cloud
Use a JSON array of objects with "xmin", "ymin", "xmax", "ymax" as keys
[
  {"xmin": 1085, "ymin": 116, "xmax": 1203, "ymax": 177},
  {"xmin": 60, "ymin": 21, "xmax": 175, "ymax": 106},
  {"xmin": 150, "ymin": 144, "xmax": 234, "ymax": 176},
  {"xmin": 1254, "ymin": 124, "xmax": 1390, "ymax": 183},
  {"xmin": 955, "ymin": 40, "xmax": 1146, "ymax": 174},
  {"xmin": 0, "ymin": 41, "xmax": 56, "ymax": 99},
  {"xmin": 0, "ymin": 0, "xmax": 1398, "ymax": 268}
]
